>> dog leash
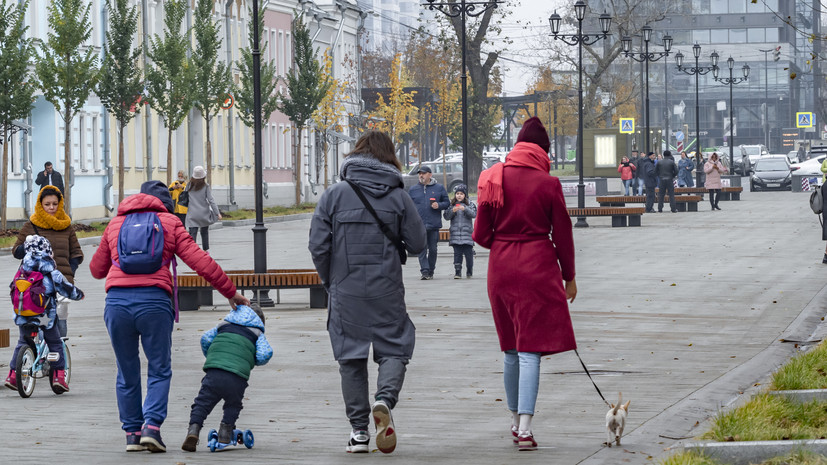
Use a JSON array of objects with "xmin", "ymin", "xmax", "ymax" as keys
[{"xmin": 574, "ymin": 349, "xmax": 612, "ymax": 408}]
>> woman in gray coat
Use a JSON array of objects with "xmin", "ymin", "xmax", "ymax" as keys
[
  {"xmin": 184, "ymin": 165, "xmax": 221, "ymax": 250},
  {"xmin": 308, "ymin": 131, "xmax": 426, "ymax": 455}
]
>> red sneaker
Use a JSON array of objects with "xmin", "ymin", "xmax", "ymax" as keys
[
  {"xmin": 4, "ymin": 370, "xmax": 17, "ymax": 391},
  {"xmin": 511, "ymin": 425, "xmax": 519, "ymax": 445},
  {"xmin": 51, "ymin": 369, "xmax": 69, "ymax": 393},
  {"xmin": 517, "ymin": 432, "xmax": 538, "ymax": 451}
]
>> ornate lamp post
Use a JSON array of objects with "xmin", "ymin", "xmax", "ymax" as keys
[
  {"xmin": 424, "ymin": 0, "xmax": 502, "ymax": 188},
  {"xmin": 675, "ymin": 43, "xmax": 718, "ymax": 186},
  {"xmin": 549, "ymin": 0, "xmax": 612, "ymax": 228},
  {"xmin": 713, "ymin": 57, "xmax": 750, "ymax": 170},
  {"xmin": 621, "ymin": 26, "xmax": 672, "ymax": 156}
]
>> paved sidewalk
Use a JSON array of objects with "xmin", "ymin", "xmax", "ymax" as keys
[{"xmin": 1, "ymin": 185, "xmax": 825, "ymax": 464}]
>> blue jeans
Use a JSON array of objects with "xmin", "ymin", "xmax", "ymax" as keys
[
  {"xmin": 452, "ymin": 244, "xmax": 474, "ymax": 275},
  {"xmin": 622, "ymin": 179, "xmax": 633, "ymax": 196},
  {"xmin": 503, "ymin": 350, "xmax": 541, "ymax": 415},
  {"xmin": 104, "ymin": 287, "xmax": 174, "ymax": 432},
  {"xmin": 637, "ymin": 179, "xmax": 644, "ymax": 195},
  {"xmin": 418, "ymin": 229, "xmax": 440, "ymax": 276}
]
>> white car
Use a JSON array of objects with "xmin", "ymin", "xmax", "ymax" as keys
[
  {"xmin": 787, "ymin": 150, "xmax": 799, "ymax": 163},
  {"xmin": 790, "ymin": 154, "xmax": 827, "ymax": 176}
]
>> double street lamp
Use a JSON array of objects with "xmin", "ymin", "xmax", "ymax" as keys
[
  {"xmin": 549, "ymin": 0, "xmax": 612, "ymax": 228},
  {"xmin": 675, "ymin": 43, "xmax": 719, "ymax": 186},
  {"xmin": 621, "ymin": 26, "xmax": 672, "ymax": 156},
  {"xmin": 713, "ymin": 57, "xmax": 750, "ymax": 170}
]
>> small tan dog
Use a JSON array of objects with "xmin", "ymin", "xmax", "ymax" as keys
[{"xmin": 605, "ymin": 393, "xmax": 631, "ymax": 447}]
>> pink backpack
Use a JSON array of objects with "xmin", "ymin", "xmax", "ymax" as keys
[{"xmin": 10, "ymin": 267, "xmax": 48, "ymax": 317}]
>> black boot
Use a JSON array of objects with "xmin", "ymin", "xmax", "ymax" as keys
[
  {"xmin": 218, "ymin": 422, "xmax": 235, "ymax": 444},
  {"xmin": 454, "ymin": 266, "xmax": 462, "ymax": 279},
  {"xmin": 466, "ymin": 268, "xmax": 473, "ymax": 278},
  {"xmin": 181, "ymin": 423, "xmax": 201, "ymax": 452}
]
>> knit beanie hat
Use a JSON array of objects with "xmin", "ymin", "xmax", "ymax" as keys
[
  {"xmin": 453, "ymin": 183, "xmax": 468, "ymax": 195},
  {"xmin": 517, "ymin": 117, "xmax": 551, "ymax": 154},
  {"xmin": 24, "ymin": 235, "xmax": 53, "ymax": 257},
  {"xmin": 140, "ymin": 180, "xmax": 174, "ymax": 213}
]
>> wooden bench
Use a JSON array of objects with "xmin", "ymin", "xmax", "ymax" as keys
[
  {"xmin": 567, "ymin": 207, "xmax": 645, "ymax": 227},
  {"xmin": 177, "ymin": 268, "xmax": 327, "ymax": 310},
  {"xmin": 597, "ymin": 195, "xmax": 702, "ymax": 212},
  {"xmin": 0, "ymin": 328, "xmax": 8, "ymax": 348},
  {"xmin": 439, "ymin": 229, "xmax": 450, "ymax": 242},
  {"xmin": 656, "ymin": 186, "xmax": 743, "ymax": 201}
]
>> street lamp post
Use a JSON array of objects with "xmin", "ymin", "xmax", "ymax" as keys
[
  {"xmin": 621, "ymin": 26, "xmax": 672, "ymax": 157},
  {"xmin": 759, "ymin": 48, "xmax": 773, "ymax": 149},
  {"xmin": 424, "ymin": 0, "xmax": 502, "ymax": 188},
  {"xmin": 713, "ymin": 57, "xmax": 750, "ymax": 170},
  {"xmin": 675, "ymin": 43, "xmax": 718, "ymax": 186},
  {"xmin": 549, "ymin": 1, "xmax": 612, "ymax": 228}
]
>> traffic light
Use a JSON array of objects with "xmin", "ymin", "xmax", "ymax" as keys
[{"xmin": 773, "ymin": 45, "xmax": 781, "ymax": 61}]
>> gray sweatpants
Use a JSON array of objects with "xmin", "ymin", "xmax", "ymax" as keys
[{"xmin": 338, "ymin": 356, "xmax": 408, "ymax": 430}]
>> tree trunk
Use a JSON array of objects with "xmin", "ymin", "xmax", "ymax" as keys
[
  {"xmin": 167, "ymin": 126, "xmax": 173, "ymax": 186},
  {"xmin": 1, "ymin": 126, "xmax": 8, "ymax": 230},
  {"xmin": 118, "ymin": 122, "xmax": 125, "ymax": 205},
  {"xmin": 64, "ymin": 106, "xmax": 72, "ymax": 214},
  {"xmin": 295, "ymin": 124, "xmax": 303, "ymax": 206},
  {"xmin": 205, "ymin": 115, "xmax": 212, "ymax": 185},
  {"xmin": 323, "ymin": 137, "xmax": 329, "ymax": 189}
]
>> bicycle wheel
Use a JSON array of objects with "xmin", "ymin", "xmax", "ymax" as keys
[
  {"xmin": 15, "ymin": 345, "xmax": 36, "ymax": 398},
  {"xmin": 50, "ymin": 342, "xmax": 71, "ymax": 395}
]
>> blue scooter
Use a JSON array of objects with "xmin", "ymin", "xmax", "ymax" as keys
[{"xmin": 207, "ymin": 428, "xmax": 254, "ymax": 452}]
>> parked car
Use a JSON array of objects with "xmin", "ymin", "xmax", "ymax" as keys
[
  {"xmin": 402, "ymin": 159, "xmax": 492, "ymax": 191},
  {"xmin": 790, "ymin": 154, "xmax": 827, "ymax": 176},
  {"xmin": 749, "ymin": 156, "xmax": 792, "ymax": 191},
  {"xmin": 787, "ymin": 150, "xmax": 799, "ymax": 164},
  {"xmin": 740, "ymin": 144, "xmax": 769, "ymax": 173},
  {"xmin": 729, "ymin": 146, "xmax": 750, "ymax": 175}
]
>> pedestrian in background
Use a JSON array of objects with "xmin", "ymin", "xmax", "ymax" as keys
[
  {"xmin": 635, "ymin": 151, "xmax": 648, "ymax": 195},
  {"xmin": 408, "ymin": 165, "xmax": 449, "ymax": 280},
  {"xmin": 89, "ymin": 180, "xmax": 248, "ymax": 453},
  {"xmin": 12, "ymin": 186, "xmax": 83, "ymax": 338},
  {"xmin": 656, "ymin": 150, "xmax": 679, "ymax": 213},
  {"xmin": 308, "ymin": 130, "xmax": 426, "ymax": 454},
  {"xmin": 472, "ymin": 116, "xmax": 577, "ymax": 451},
  {"xmin": 617, "ymin": 156, "xmax": 636, "ymax": 196},
  {"xmin": 168, "ymin": 170, "xmax": 188, "ymax": 225},
  {"xmin": 443, "ymin": 183, "xmax": 477, "ymax": 278},
  {"xmin": 35, "ymin": 161, "xmax": 65, "ymax": 195},
  {"xmin": 640, "ymin": 152, "xmax": 658, "ymax": 213},
  {"xmin": 704, "ymin": 152, "xmax": 728, "ymax": 211},
  {"xmin": 677, "ymin": 151, "xmax": 695, "ymax": 187},
  {"xmin": 184, "ymin": 166, "xmax": 221, "ymax": 251},
  {"xmin": 629, "ymin": 150, "xmax": 641, "ymax": 194}
]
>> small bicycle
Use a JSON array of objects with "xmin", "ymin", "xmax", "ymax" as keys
[{"xmin": 15, "ymin": 322, "xmax": 71, "ymax": 398}]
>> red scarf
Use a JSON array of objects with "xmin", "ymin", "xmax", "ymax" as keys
[{"xmin": 477, "ymin": 142, "xmax": 550, "ymax": 208}]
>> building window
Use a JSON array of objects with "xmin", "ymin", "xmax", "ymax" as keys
[
  {"xmin": 593, "ymin": 134, "xmax": 616, "ymax": 168},
  {"xmin": 729, "ymin": 28, "xmax": 747, "ymax": 44},
  {"xmin": 693, "ymin": 29, "xmax": 710, "ymax": 44},
  {"xmin": 710, "ymin": 29, "xmax": 728, "ymax": 43},
  {"xmin": 747, "ymin": 28, "xmax": 765, "ymax": 42},
  {"xmin": 766, "ymin": 28, "xmax": 779, "ymax": 42},
  {"xmin": 728, "ymin": 0, "xmax": 746, "ymax": 14},
  {"xmin": 710, "ymin": 1, "xmax": 727, "ymax": 14}
]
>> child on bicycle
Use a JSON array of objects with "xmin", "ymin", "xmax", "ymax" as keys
[
  {"xmin": 181, "ymin": 303, "xmax": 272, "ymax": 452},
  {"xmin": 4, "ymin": 235, "xmax": 84, "ymax": 393}
]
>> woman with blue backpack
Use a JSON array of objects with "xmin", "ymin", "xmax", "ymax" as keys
[{"xmin": 89, "ymin": 180, "xmax": 249, "ymax": 453}]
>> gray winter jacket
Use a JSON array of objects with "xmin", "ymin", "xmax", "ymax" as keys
[
  {"xmin": 443, "ymin": 201, "xmax": 477, "ymax": 246},
  {"xmin": 185, "ymin": 184, "xmax": 219, "ymax": 228},
  {"xmin": 308, "ymin": 155, "xmax": 427, "ymax": 361}
]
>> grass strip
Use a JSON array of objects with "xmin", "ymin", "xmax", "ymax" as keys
[
  {"xmin": 663, "ymin": 450, "xmax": 827, "ymax": 465},
  {"xmin": 700, "ymin": 393, "xmax": 827, "ymax": 442},
  {"xmin": 772, "ymin": 341, "xmax": 827, "ymax": 390},
  {"xmin": 218, "ymin": 203, "xmax": 317, "ymax": 221}
]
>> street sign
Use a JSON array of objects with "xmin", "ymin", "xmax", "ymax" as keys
[
  {"xmin": 797, "ymin": 112, "xmax": 813, "ymax": 128},
  {"xmin": 220, "ymin": 93, "xmax": 235, "ymax": 110},
  {"xmin": 675, "ymin": 131, "xmax": 685, "ymax": 141},
  {"xmin": 620, "ymin": 118, "xmax": 634, "ymax": 134}
]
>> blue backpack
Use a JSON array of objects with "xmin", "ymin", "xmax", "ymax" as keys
[{"xmin": 115, "ymin": 212, "xmax": 165, "ymax": 274}]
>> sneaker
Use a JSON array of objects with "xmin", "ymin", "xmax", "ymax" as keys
[
  {"xmin": 346, "ymin": 429, "xmax": 370, "ymax": 453},
  {"xmin": 218, "ymin": 422, "xmax": 234, "ymax": 444},
  {"xmin": 517, "ymin": 431, "xmax": 538, "ymax": 451},
  {"xmin": 140, "ymin": 424, "xmax": 166, "ymax": 453},
  {"xmin": 125, "ymin": 432, "xmax": 146, "ymax": 452},
  {"xmin": 372, "ymin": 400, "xmax": 396, "ymax": 454},
  {"xmin": 181, "ymin": 423, "xmax": 201, "ymax": 452},
  {"xmin": 466, "ymin": 272, "xmax": 473, "ymax": 278},
  {"xmin": 454, "ymin": 272, "xmax": 462, "ymax": 279},
  {"xmin": 420, "ymin": 274, "xmax": 429, "ymax": 280},
  {"xmin": 511, "ymin": 425, "xmax": 519, "ymax": 445},
  {"xmin": 51, "ymin": 369, "xmax": 69, "ymax": 393},
  {"xmin": 4, "ymin": 370, "xmax": 17, "ymax": 391}
]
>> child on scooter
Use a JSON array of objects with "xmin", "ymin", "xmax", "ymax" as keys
[
  {"xmin": 4, "ymin": 235, "xmax": 84, "ymax": 393},
  {"xmin": 182, "ymin": 303, "xmax": 272, "ymax": 452}
]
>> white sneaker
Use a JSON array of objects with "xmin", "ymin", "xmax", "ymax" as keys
[
  {"xmin": 372, "ymin": 400, "xmax": 396, "ymax": 454},
  {"xmin": 346, "ymin": 429, "xmax": 369, "ymax": 453}
]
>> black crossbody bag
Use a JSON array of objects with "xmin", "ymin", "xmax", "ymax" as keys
[{"xmin": 344, "ymin": 179, "xmax": 408, "ymax": 265}]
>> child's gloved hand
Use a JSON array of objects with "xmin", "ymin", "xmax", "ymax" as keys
[{"xmin": 75, "ymin": 289, "xmax": 85, "ymax": 301}]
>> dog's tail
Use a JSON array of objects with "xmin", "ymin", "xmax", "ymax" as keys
[{"xmin": 612, "ymin": 392, "xmax": 623, "ymax": 415}]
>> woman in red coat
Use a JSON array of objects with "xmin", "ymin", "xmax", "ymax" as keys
[{"xmin": 472, "ymin": 117, "xmax": 577, "ymax": 451}]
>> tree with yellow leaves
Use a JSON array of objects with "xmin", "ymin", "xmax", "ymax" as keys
[
  {"xmin": 311, "ymin": 51, "xmax": 347, "ymax": 189},
  {"xmin": 370, "ymin": 54, "xmax": 418, "ymax": 149}
]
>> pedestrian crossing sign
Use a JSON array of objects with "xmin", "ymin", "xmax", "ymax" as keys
[
  {"xmin": 797, "ymin": 112, "xmax": 814, "ymax": 128},
  {"xmin": 620, "ymin": 118, "xmax": 635, "ymax": 134}
]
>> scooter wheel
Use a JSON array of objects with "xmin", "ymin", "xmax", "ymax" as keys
[{"xmin": 244, "ymin": 430, "xmax": 254, "ymax": 449}]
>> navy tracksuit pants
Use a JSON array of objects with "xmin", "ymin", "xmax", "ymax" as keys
[{"xmin": 189, "ymin": 368, "xmax": 249, "ymax": 427}]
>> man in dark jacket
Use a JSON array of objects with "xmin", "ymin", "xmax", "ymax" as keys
[
  {"xmin": 655, "ymin": 150, "xmax": 679, "ymax": 213},
  {"xmin": 639, "ymin": 152, "xmax": 658, "ymax": 213},
  {"xmin": 408, "ymin": 165, "xmax": 450, "ymax": 279},
  {"xmin": 35, "ymin": 161, "xmax": 65, "ymax": 194}
]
